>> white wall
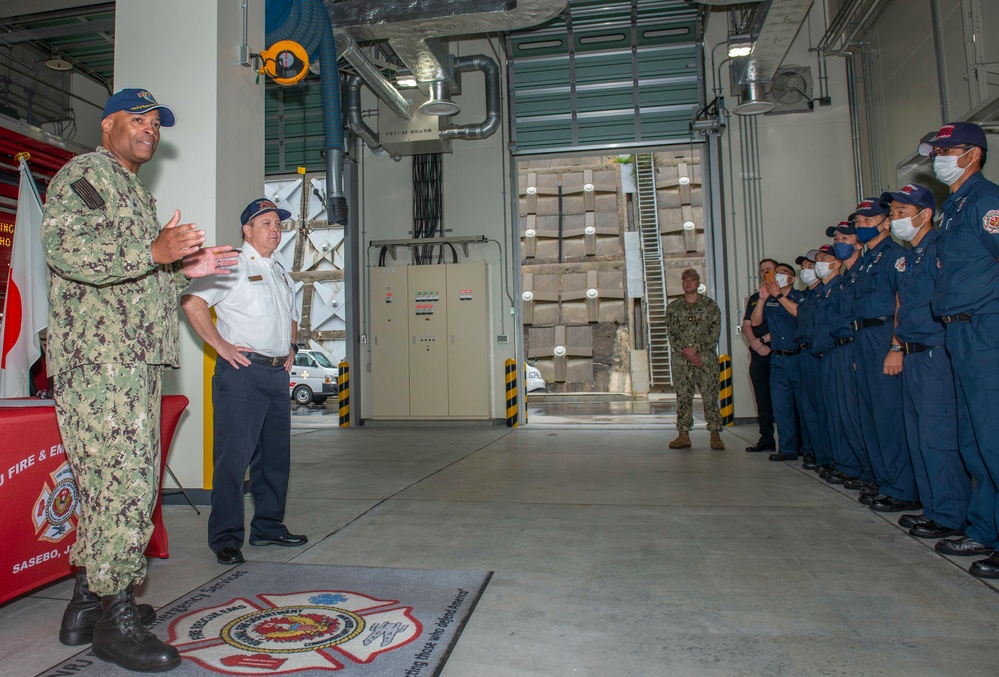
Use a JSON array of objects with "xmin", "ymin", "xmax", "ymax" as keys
[
  {"xmin": 357, "ymin": 37, "xmax": 517, "ymax": 419},
  {"xmin": 115, "ymin": 0, "xmax": 264, "ymax": 489},
  {"xmin": 68, "ymin": 73, "xmax": 107, "ymax": 150},
  {"xmin": 704, "ymin": 5, "xmax": 855, "ymax": 422}
]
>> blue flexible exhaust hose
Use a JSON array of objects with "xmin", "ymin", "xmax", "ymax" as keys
[{"xmin": 265, "ymin": 0, "xmax": 348, "ymax": 225}]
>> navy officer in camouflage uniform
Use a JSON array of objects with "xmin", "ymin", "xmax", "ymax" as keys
[
  {"xmin": 665, "ymin": 268, "xmax": 724, "ymax": 450},
  {"xmin": 43, "ymin": 88, "xmax": 237, "ymax": 672}
]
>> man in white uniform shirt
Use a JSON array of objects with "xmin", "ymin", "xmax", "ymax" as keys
[{"xmin": 182, "ymin": 198, "xmax": 307, "ymax": 565}]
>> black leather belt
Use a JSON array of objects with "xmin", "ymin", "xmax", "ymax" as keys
[
  {"xmin": 243, "ymin": 351, "xmax": 285, "ymax": 366},
  {"xmin": 941, "ymin": 313, "xmax": 973, "ymax": 324},
  {"xmin": 772, "ymin": 347, "xmax": 802, "ymax": 356},
  {"xmin": 813, "ymin": 351, "xmax": 826, "ymax": 359},
  {"xmin": 798, "ymin": 342, "xmax": 812, "ymax": 350},
  {"xmin": 833, "ymin": 336, "xmax": 855, "ymax": 347},
  {"xmin": 851, "ymin": 316, "xmax": 892, "ymax": 331},
  {"xmin": 902, "ymin": 342, "xmax": 942, "ymax": 355}
]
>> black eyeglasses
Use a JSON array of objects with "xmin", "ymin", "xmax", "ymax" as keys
[{"xmin": 929, "ymin": 145, "xmax": 972, "ymax": 158}]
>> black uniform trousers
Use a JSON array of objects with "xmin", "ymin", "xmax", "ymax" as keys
[
  {"xmin": 748, "ymin": 351, "xmax": 775, "ymax": 444},
  {"xmin": 208, "ymin": 358, "xmax": 292, "ymax": 552}
]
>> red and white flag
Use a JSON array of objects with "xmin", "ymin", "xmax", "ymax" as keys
[{"xmin": 0, "ymin": 158, "xmax": 47, "ymax": 398}]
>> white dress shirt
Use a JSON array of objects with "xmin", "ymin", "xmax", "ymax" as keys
[{"xmin": 183, "ymin": 243, "xmax": 299, "ymax": 357}]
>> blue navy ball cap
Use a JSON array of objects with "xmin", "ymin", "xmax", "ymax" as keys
[
  {"xmin": 917, "ymin": 121, "xmax": 987, "ymax": 156},
  {"xmin": 849, "ymin": 197, "xmax": 890, "ymax": 219},
  {"xmin": 241, "ymin": 198, "xmax": 291, "ymax": 225},
  {"xmin": 102, "ymin": 88, "xmax": 175, "ymax": 127},
  {"xmin": 795, "ymin": 249, "xmax": 820, "ymax": 265},
  {"xmin": 825, "ymin": 220, "xmax": 856, "ymax": 237},
  {"xmin": 880, "ymin": 183, "xmax": 935, "ymax": 213}
]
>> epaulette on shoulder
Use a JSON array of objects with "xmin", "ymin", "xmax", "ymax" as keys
[{"xmin": 70, "ymin": 178, "xmax": 106, "ymax": 210}]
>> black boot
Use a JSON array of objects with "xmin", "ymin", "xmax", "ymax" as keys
[
  {"xmin": 92, "ymin": 589, "xmax": 180, "ymax": 672},
  {"xmin": 59, "ymin": 570, "xmax": 156, "ymax": 646}
]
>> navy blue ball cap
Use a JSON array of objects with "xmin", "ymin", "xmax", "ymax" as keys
[
  {"xmin": 102, "ymin": 88, "xmax": 175, "ymax": 127},
  {"xmin": 918, "ymin": 121, "xmax": 987, "ymax": 156},
  {"xmin": 241, "ymin": 198, "xmax": 291, "ymax": 225},
  {"xmin": 880, "ymin": 183, "xmax": 935, "ymax": 213},
  {"xmin": 849, "ymin": 197, "xmax": 890, "ymax": 219},
  {"xmin": 825, "ymin": 220, "xmax": 856, "ymax": 237}
]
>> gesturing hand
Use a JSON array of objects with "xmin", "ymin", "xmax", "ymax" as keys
[
  {"xmin": 151, "ymin": 210, "xmax": 206, "ymax": 264},
  {"xmin": 182, "ymin": 246, "xmax": 239, "ymax": 279}
]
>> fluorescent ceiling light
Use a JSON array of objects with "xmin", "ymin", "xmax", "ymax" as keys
[
  {"xmin": 396, "ymin": 77, "xmax": 418, "ymax": 88},
  {"xmin": 728, "ymin": 44, "xmax": 753, "ymax": 58}
]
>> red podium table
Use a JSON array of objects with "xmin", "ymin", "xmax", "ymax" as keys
[{"xmin": 0, "ymin": 395, "xmax": 189, "ymax": 605}]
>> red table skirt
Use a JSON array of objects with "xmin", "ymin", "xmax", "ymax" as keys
[{"xmin": 0, "ymin": 395, "xmax": 188, "ymax": 605}]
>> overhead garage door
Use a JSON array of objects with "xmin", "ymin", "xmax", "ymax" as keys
[{"xmin": 509, "ymin": 0, "xmax": 703, "ymax": 154}]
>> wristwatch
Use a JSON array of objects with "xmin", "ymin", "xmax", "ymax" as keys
[
  {"xmin": 890, "ymin": 343, "xmax": 903, "ymax": 353},
  {"xmin": 775, "ymin": 292, "xmax": 785, "ymax": 300},
  {"xmin": 290, "ymin": 343, "xmax": 300, "ymax": 354}
]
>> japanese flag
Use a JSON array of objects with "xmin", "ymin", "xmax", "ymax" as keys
[{"xmin": 0, "ymin": 158, "xmax": 47, "ymax": 398}]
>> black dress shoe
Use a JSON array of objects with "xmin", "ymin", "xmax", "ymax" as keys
[
  {"xmin": 825, "ymin": 471, "xmax": 856, "ymax": 485},
  {"xmin": 858, "ymin": 493, "xmax": 881, "ymax": 506},
  {"xmin": 746, "ymin": 440, "xmax": 776, "ymax": 453},
  {"xmin": 858, "ymin": 483, "xmax": 880, "ymax": 496},
  {"xmin": 935, "ymin": 535, "xmax": 995, "ymax": 557},
  {"xmin": 801, "ymin": 454, "xmax": 817, "ymax": 469},
  {"xmin": 216, "ymin": 546, "xmax": 244, "ymax": 565},
  {"xmin": 898, "ymin": 513, "xmax": 928, "ymax": 529},
  {"xmin": 844, "ymin": 478, "xmax": 874, "ymax": 491},
  {"xmin": 768, "ymin": 452, "xmax": 798, "ymax": 462},
  {"xmin": 969, "ymin": 552, "xmax": 999, "ymax": 579},
  {"xmin": 249, "ymin": 533, "xmax": 309, "ymax": 547},
  {"xmin": 869, "ymin": 496, "xmax": 921, "ymax": 512},
  {"xmin": 910, "ymin": 520, "xmax": 965, "ymax": 539}
]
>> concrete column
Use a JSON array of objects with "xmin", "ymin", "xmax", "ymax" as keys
[{"xmin": 114, "ymin": 0, "xmax": 265, "ymax": 493}]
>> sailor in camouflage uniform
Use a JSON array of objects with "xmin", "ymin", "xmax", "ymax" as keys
[
  {"xmin": 665, "ymin": 268, "xmax": 725, "ymax": 450},
  {"xmin": 42, "ymin": 88, "xmax": 237, "ymax": 673}
]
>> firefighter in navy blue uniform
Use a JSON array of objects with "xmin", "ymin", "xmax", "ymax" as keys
[
  {"xmin": 742, "ymin": 258, "xmax": 779, "ymax": 452},
  {"xmin": 882, "ymin": 183, "xmax": 970, "ymax": 540},
  {"xmin": 849, "ymin": 197, "xmax": 920, "ymax": 512},
  {"xmin": 919, "ymin": 122, "xmax": 999, "ymax": 578},
  {"xmin": 809, "ymin": 245, "xmax": 838, "ymax": 478},
  {"xmin": 793, "ymin": 250, "xmax": 825, "ymax": 471},
  {"xmin": 750, "ymin": 263, "xmax": 804, "ymax": 461},
  {"xmin": 813, "ymin": 232, "xmax": 873, "ymax": 486}
]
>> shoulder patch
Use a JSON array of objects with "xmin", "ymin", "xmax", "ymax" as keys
[
  {"xmin": 983, "ymin": 209, "xmax": 999, "ymax": 234},
  {"xmin": 70, "ymin": 178, "xmax": 105, "ymax": 210},
  {"xmin": 895, "ymin": 257, "xmax": 906, "ymax": 272}
]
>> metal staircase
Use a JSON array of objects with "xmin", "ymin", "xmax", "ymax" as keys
[{"xmin": 634, "ymin": 153, "xmax": 672, "ymax": 386}]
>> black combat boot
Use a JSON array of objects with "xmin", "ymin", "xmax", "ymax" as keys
[
  {"xmin": 59, "ymin": 569, "xmax": 156, "ymax": 646},
  {"xmin": 92, "ymin": 589, "xmax": 180, "ymax": 672}
]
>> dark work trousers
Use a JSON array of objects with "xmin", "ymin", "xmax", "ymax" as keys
[
  {"xmin": 208, "ymin": 358, "xmax": 292, "ymax": 552},
  {"xmin": 855, "ymin": 324, "xmax": 917, "ymax": 500},
  {"xmin": 748, "ymin": 351, "xmax": 775, "ymax": 444},
  {"xmin": 769, "ymin": 353, "xmax": 799, "ymax": 456},
  {"xmin": 945, "ymin": 315, "xmax": 999, "ymax": 548},
  {"xmin": 798, "ymin": 348, "xmax": 829, "ymax": 464},
  {"xmin": 902, "ymin": 347, "xmax": 970, "ymax": 530},
  {"xmin": 826, "ymin": 343, "xmax": 873, "ymax": 481}
]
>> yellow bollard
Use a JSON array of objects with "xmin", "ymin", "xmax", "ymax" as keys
[
  {"xmin": 338, "ymin": 361, "xmax": 350, "ymax": 427},
  {"xmin": 505, "ymin": 359, "xmax": 518, "ymax": 427},
  {"xmin": 719, "ymin": 354, "xmax": 734, "ymax": 426}
]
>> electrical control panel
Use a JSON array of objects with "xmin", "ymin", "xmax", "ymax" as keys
[{"xmin": 369, "ymin": 262, "xmax": 490, "ymax": 419}]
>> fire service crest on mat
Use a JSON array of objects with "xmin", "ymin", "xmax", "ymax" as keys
[
  {"xmin": 166, "ymin": 590, "xmax": 422, "ymax": 674},
  {"xmin": 33, "ymin": 461, "xmax": 79, "ymax": 543}
]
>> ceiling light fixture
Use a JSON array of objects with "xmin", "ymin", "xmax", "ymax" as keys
[
  {"xmin": 45, "ymin": 58, "xmax": 73, "ymax": 72},
  {"xmin": 727, "ymin": 35, "xmax": 753, "ymax": 58}
]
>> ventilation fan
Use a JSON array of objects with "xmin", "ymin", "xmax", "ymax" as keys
[{"xmin": 766, "ymin": 65, "xmax": 813, "ymax": 115}]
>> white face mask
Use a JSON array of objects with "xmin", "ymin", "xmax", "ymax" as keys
[
  {"xmin": 799, "ymin": 268, "xmax": 818, "ymax": 286},
  {"xmin": 775, "ymin": 273, "xmax": 790, "ymax": 288},
  {"xmin": 815, "ymin": 261, "xmax": 835, "ymax": 279},
  {"xmin": 891, "ymin": 210, "xmax": 925, "ymax": 242},
  {"xmin": 932, "ymin": 148, "xmax": 973, "ymax": 185}
]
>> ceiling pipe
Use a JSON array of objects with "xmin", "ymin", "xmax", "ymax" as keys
[
  {"xmin": 439, "ymin": 54, "xmax": 500, "ymax": 140},
  {"xmin": 344, "ymin": 74, "xmax": 400, "ymax": 160},
  {"xmin": 334, "ymin": 31, "xmax": 412, "ymax": 120}
]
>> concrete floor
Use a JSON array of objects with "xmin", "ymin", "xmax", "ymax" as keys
[{"xmin": 3, "ymin": 404, "xmax": 998, "ymax": 676}]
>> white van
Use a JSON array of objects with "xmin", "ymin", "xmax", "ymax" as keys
[{"xmin": 289, "ymin": 349, "xmax": 339, "ymax": 405}]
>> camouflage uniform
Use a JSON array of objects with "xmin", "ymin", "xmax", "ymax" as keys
[
  {"xmin": 665, "ymin": 294, "xmax": 722, "ymax": 432},
  {"xmin": 43, "ymin": 146, "xmax": 184, "ymax": 596}
]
